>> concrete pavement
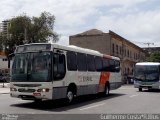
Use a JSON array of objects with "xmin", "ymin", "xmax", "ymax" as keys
[{"xmin": 0, "ymin": 83, "xmax": 10, "ymax": 94}]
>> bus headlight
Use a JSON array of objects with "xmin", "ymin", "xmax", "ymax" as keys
[
  {"xmin": 37, "ymin": 88, "xmax": 49, "ymax": 92},
  {"xmin": 10, "ymin": 87, "xmax": 17, "ymax": 91}
]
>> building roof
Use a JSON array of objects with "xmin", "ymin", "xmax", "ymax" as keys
[
  {"xmin": 70, "ymin": 28, "xmax": 145, "ymax": 52},
  {"xmin": 72, "ymin": 29, "xmax": 104, "ymax": 36},
  {"xmin": 109, "ymin": 30, "xmax": 145, "ymax": 52}
]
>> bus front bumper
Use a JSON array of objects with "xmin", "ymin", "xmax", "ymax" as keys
[
  {"xmin": 134, "ymin": 81, "xmax": 160, "ymax": 89},
  {"xmin": 10, "ymin": 90, "xmax": 52, "ymax": 100}
]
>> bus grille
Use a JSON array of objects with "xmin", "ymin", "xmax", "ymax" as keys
[
  {"xmin": 18, "ymin": 88, "xmax": 36, "ymax": 93},
  {"xmin": 14, "ymin": 84, "xmax": 41, "ymax": 87}
]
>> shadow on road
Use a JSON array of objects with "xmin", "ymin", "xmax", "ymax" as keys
[
  {"xmin": 10, "ymin": 93, "xmax": 125, "ymax": 112},
  {"xmin": 138, "ymin": 89, "xmax": 160, "ymax": 93}
]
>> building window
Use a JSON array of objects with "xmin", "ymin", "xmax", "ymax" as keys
[
  {"xmin": 130, "ymin": 51, "xmax": 132, "ymax": 58},
  {"xmin": 136, "ymin": 53, "xmax": 138, "ymax": 60},
  {"xmin": 112, "ymin": 44, "xmax": 115, "ymax": 54},
  {"xmin": 120, "ymin": 46, "xmax": 122, "ymax": 55},
  {"xmin": 116, "ymin": 45, "xmax": 118, "ymax": 54},
  {"xmin": 127, "ymin": 68, "xmax": 130, "ymax": 74},
  {"xmin": 138, "ymin": 54, "xmax": 140, "ymax": 59}
]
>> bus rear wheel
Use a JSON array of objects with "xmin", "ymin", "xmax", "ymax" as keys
[
  {"xmin": 34, "ymin": 99, "xmax": 42, "ymax": 103},
  {"xmin": 104, "ymin": 84, "xmax": 110, "ymax": 96}
]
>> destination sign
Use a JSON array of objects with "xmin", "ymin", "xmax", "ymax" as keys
[{"xmin": 15, "ymin": 44, "xmax": 51, "ymax": 53}]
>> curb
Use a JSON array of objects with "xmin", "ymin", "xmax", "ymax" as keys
[
  {"xmin": 0, "ymin": 93, "xmax": 10, "ymax": 94},
  {"xmin": 0, "ymin": 83, "xmax": 10, "ymax": 88}
]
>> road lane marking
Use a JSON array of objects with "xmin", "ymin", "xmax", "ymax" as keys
[
  {"xmin": 129, "ymin": 94, "xmax": 139, "ymax": 98},
  {"xmin": 120, "ymin": 87, "xmax": 135, "ymax": 90},
  {"xmin": 79, "ymin": 103, "xmax": 105, "ymax": 111}
]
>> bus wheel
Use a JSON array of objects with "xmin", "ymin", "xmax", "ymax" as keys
[
  {"xmin": 66, "ymin": 90, "xmax": 74, "ymax": 103},
  {"xmin": 139, "ymin": 88, "xmax": 142, "ymax": 92},
  {"xmin": 34, "ymin": 99, "xmax": 42, "ymax": 103},
  {"xmin": 104, "ymin": 84, "xmax": 110, "ymax": 96}
]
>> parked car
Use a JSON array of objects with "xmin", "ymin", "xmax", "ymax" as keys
[
  {"xmin": 0, "ymin": 74, "xmax": 10, "ymax": 83},
  {"xmin": 127, "ymin": 75, "xmax": 134, "ymax": 84},
  {"xmin": 0, "ymin": 74, "xmax": 4, "ymax": 82}
]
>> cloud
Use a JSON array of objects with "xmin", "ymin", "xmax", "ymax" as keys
[
  {"xmin": 95, "ymin": 8, "xmax": 160, "ymax": 47},
  {"xmin": 0, "ymin": 0, "xmax": 159, "ymax": 47}
]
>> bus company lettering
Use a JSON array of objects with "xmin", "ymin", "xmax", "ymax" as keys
[{"xmin": 78, "ymin": 76, "xmax": 92, "ymax": 82}]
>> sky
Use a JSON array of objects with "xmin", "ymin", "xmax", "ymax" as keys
[{"xmin": 0, "ymin": 0, "xmax": 160, "ymax": 47}]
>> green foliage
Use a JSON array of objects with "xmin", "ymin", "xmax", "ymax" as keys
[
  {"xmin": 0, "ymin": 11, "xmax": 58, "ymax": 55},
  {"xmin": 147, "ymin": 52, "xmax": 160, "ymax": 62},
  {"xmin": 0, "ymin": 35, "xmax": 3, "ymax": 51}
]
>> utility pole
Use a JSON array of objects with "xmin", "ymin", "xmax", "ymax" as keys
[
  {"xmin": 129, "ymin": 41, "xmax": 154, "ymax": 47},
  {"xmin": 142, "ymin": 42, "xmax": 154, "ymax": 54},
  {"xmin": 143, "ymin": 42, "xmax": 154, "ymax": 47},
  {"xmin": 24, "ymin": 28, "xmax": 27, "ymax": 43}
]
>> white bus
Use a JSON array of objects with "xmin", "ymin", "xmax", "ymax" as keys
[
  {"xmin": 134, "ymin": 62, "xmax": 160, "ymax": 91},
  {"xmin": 10, "ymin": 43, "xmax": 121, "ymax": 102}
]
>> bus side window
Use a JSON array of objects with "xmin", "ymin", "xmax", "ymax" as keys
[
  {"xmin": 53, "ymin": 54, "xmax": 66, "ymax": 80},
  {"xmin": 109, "ymin": 59, "xmax": 115, "ymax": 72},
  {"xmin": 77, "ymin": 53, "xmax": 87, "ymax": 71},
  {"xmin": 114, "ymin": 60, "xmax": 120, "ymax": 72},
  {"xmin": 102, "ymin": 58, "xmax": 110, "ymax": 71},
  {"xmin": 87, "ymin": 55, "xmax": 95, "ymax": 71},
  {"xmin": 95, "ymin": 56, "xmax": 103, "ymax": 71},
  {"xmin": 108, "ymin": 59, "xmax": 120, "ymax": 72},
  {"xmin": 67, "ymin": 51, "xmax": 77, "ymax": 71}
]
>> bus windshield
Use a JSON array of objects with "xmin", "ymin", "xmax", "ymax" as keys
[
  {"xmin": 134, "ymin": 65, "xmax": 159, "ymax": 82},
  {"xmin": 11, "ymin": 52, "xmax": 51, "ymax": 82}
]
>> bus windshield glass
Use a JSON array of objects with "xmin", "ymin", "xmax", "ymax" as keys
[
  {"xmin": 134, "ymin": 65, "xmax": 159, "ymax": 82},
  {"xmin": 11, "ymin": 52, "xmax": 51, "ymax": 82}
]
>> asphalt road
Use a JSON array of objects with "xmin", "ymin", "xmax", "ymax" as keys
[{"xmin": 0, "ymin": 85, "xmax": 160, "ymax": 119}]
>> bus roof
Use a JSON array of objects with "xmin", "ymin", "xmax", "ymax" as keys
[
  {"xmin": 53, "ymin": 44, "xmax": 120, "ymax": 60},
  {"xmin": 136, "ymin": 62, "xmax": 160, "ymax": 66},
  {"xmin": 15, "ymin": 43, "xmax": 120, "ymax": 60},
  {"xmin": 54, "ymin": 43, "xmax": 120, "ymax": 60}
]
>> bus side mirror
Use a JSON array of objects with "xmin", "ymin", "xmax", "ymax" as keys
[
  {"xmin": 114, "ymin": 66, "xmax": 120, "ymax": 72},
  {"xmin": 8, "ymin": 53, "xmax": 15, "ymax": 59},
  {"xmin": 8, "ymin": 53, "xmax": 15, "ymax": 68}
]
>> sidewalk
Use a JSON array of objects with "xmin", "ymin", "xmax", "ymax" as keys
[{"xmin": 0, "ymin": 83, "xmax": 10, "ymax": 94}]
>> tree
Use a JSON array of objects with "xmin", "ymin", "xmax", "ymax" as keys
[
  {"xmin": 147, "ymin": 52, "xmax": 160, "ymax": 62},
  {"xmin": 1, "ymin": 11, "xmax": 58, "ymax": 55},
  {"xmin": 0, "ymin": 34, "xmax": 3, "ymax": 51},
  {"xmin": 30, "ymin": 12, "xmax": 58, "ymax": 43}
]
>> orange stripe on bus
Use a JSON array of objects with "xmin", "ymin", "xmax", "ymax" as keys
[
  {"xmin": 103, "ymin": 54, "xmax": 112, "ymax": 59},
  {"xmin": 98, "ymin": 72, "xmax": 110, "ymax": 92}
]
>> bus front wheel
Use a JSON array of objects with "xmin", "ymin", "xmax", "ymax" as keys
[
  {"xmin": 139, "ymin": 88, "xmax": 142, "ymax": 92},
  {"xmin": 66, "ymin": 90, "xmax": 74, "ymax": 103}
]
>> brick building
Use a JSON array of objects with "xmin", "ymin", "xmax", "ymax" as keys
[
  {"xmin": 0, "ymin": 52, "xmax": 9, "ymax": 74},
  {"xmin": 69, "ymin": 29, "xmax": 146, "ymax": 83}
]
